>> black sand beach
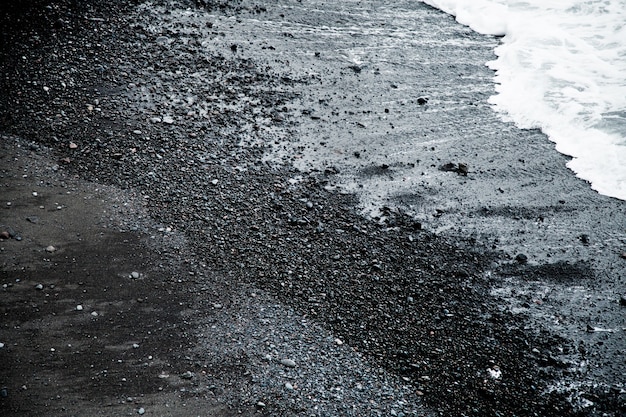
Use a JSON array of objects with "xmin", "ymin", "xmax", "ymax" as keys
[{"xmin": 1, "ymin": 1, "xmax": 624, "ymax": 416}]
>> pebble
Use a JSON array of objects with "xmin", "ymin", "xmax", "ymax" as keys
[
  {"xmin": 256, "ymin": 401, "xmax": 266, "ymax": 408},
  {"xmin": 132, "ymin": 130, "xmax": 142, "ymax": 135},
  {"xmin": 45, "ymin": 245, "xmax": 57, "ymax": 253},
  {"xmin": 76, "ymin": 305, "xmax": 83, "ymax": 311},
  {"xmin": 131, "ymin": 271, "xmax": 140, "ymax": 279},
  {"xmin": 285, "ymin": 382, "xmax": 294, "ymax": 390},
  {"xmin": 162, "ymin": 116, "xmax": 174, "ymax": 124},
  {"xmin": 35, "ymin": 284, "xmax": 44, "ymax": 290},
  {"xmin": 137, "ymin": 407, "xmax": 145, "ymax": 415},
  {"xmin": 280, "ymin": 358, "xmax": 296, "ymax": 368},
  {"xmin": 515, "ymin": 253, "xmax": 528, "ymax": 264},
  {"xmin": 211, "ymin": 179, "xmax": 219, "ymax": 185},
  {"xmin": 180, "ymin": 371, "xmax": 193, "ymax": 380},
  {"xmin": 334, "ymin": 338, "xmax": 343, "ymax": 346},
  {"xmin": 132, "ymin": 343, "xmax": 140, "ymax": 349},
  {"xmin": 91, "ymin": 311, "xmax": 99, "ymax": 317},
  {"xmin": 0, "ymin": 231, "xmax": 9, "ymax": 239},
  {"xmin": 620, "ymin": 295, "xmax": 626, "ymax": 306}
]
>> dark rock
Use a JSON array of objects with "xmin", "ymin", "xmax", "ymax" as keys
[
  {"xmin": 619, "ymin": 295, "xmax": 626, "ymax": 306},
  {"xmin": 439, "ymin": 162, "xmax": 457, "ymax": 172},
  {"xmin": 417, "ymin": 97, "xmax": 428, "ymax": 105},
  {"xmin": 515, "ymin": 254, "xmax": 528, "ymax": 264}
]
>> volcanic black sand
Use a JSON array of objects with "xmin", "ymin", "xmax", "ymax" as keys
[{"xmin": 1, "ymin": 1, "xmax": 625, "ymax": 416}]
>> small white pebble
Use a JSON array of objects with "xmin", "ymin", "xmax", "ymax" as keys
[
  {"xmin": 45, "ymin": 245, "xmax": 56, "ymax": 253},
  {"xmin": 137, "ymin": 407, "xmax": 145, "ymax": 415},
  {"xmin": 334, "ymin": 338, "xmax": 343, "ymax": 346},
  {"xmin": 32, "ymin": 192, "xmax": 38, "ymax": 197},
  {"xmin": 131, "ymin": 271, "xmax": 140, "ymax": 279},
  {"xmin": 211, "ymin": 179, "xmax": 219, "ymax": 185},
  {"xmin": 132, "ymin": 343, "xmax": 140, "ymax": 349},
  {"xmin": 91, "ymin": 311, "xmax": 98, "ymax": 317},
  {"xmin": 0, "ymin": 342, "xmax": 5, "ymax": 348},
  {"xmin": 76, "ymin": 305, "xmax": 83, "ymax": 311}
]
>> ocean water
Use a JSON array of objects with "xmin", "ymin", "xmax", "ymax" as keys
[{"xmin": 422, "ymin": 0, "xmax": 626, "ymax": 200}]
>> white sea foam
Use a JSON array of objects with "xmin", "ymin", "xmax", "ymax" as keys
[{"xmin": 422, "ymin": 0, "xmax": 626, "ymax": 200}]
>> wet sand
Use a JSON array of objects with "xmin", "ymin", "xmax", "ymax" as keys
[{"xmin": 1, "ymin": 1, "xmax": 625, "ymax": 416}]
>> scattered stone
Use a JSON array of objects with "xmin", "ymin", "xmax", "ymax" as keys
[
  {"xmin": 131, "ymin": 271, "xmax": 140, "ymax": 279},
  {"xmin": 132, "ymin": 343, "xmax": 140, "ymax": 349},
  {"xmin": 45, "ymin": 245, "xmax": 57, "ymax": 253},
  {"xmin": 458, "ymin": 162, "xmax": 469, "ymax": 175},
  {"xmin": 132, "ymin": 130, "xmax": 142, "ymax": 135},
  {"xmin": 280, "ymin": 358, "xmax": 296, "ymax": 368},
  {"xmin": 0, "ymin": 231, "xmax": 9, "ymax": 239},
  {"xmin": 334, "ymin": 338, "xmax": 343, "ymax": 346},
  {"xmin": 579, "ymin": 234, "xmax": 590, "ymax": 245},
  {"xmin": 211, "ymin": 179, "xmax": 219, "ymax": 185},
  {"xmin": 75, "ymin": 305, "xmax": 83, "ymax": 311},
  {"xmin": 620, "ymin": 295, "xmax": 626, "ymax": 306},
  {"xmin": 180, "ymin": 371, "xmax": 193, "ymax": 380},
  {"xmin": 256, "ymin": 401, "xmax": 266, "ymax": 408},
  {"xmin": 35, "ymin": 284, "xmax": 44, "ymax": 291},
  {"xmin": 91, "ymin": 311, "xmax": 99, "ymax": 317},
  {"xmin": 162, "ymin": 116, "xmax": 174, "ymax": 125},
  {"xmin": 26, "ymin": 216, "xmax": 40, "ymax": 224},
  {"xmin": 69, "ymin": 142, "xmax": 78, "ymax": 149},
  {"xmin": 137, "ymin": 407, "xmax": 145, "ymax": 415},
  {"xmin": 417, "ymin": 96, "xmax": 428, "ymax": 105},
  {"xmin": 285, "ymin": 382, "xmax": 294, "ymax": 390}
]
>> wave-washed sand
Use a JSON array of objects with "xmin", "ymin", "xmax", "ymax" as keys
[{"xmin": 1, "ymin": 1, "xmax": 624, "ymax": 416}]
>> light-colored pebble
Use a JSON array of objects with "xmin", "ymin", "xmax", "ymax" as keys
[
  {"xmin": 280, "ymin": 358, "xmax": 296, "ymax": 368},
  {"xmin": 45, "ymin": 245, "xmax": 57, "ymax": 253}
]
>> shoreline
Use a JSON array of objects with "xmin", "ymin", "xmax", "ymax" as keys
[{"xmin": 1, "ymin": 1, "xmax": 624, "ymax": 416}]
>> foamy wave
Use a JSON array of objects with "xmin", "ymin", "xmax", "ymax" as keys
[{"xmin": 422, "ymin": 0, "xmax": 626, "ymax": 200}]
